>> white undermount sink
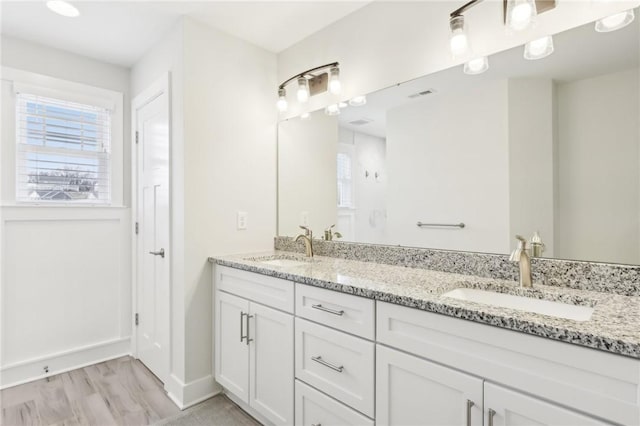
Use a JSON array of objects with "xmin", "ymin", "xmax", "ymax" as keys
[
  {"xmin": 442, "ymin": 288, "xmax": 594, "ymax": 322},
  {"xmin": 244, "ymin": 254, "xmax": 314, "ymax": 268}
]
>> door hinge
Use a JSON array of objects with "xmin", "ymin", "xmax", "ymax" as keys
[
  {"xmin": 135, "ymin": 131, "xmax": 139, "ymax": 144},
  {"xmin": 135, "ymin": 222, "xmax": 139, "ymax": 235},
  {"xmin": 135, "ymin": 313, "xmax": 139, "ymax": 326}
]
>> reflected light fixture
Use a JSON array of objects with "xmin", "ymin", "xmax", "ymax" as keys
[
  {"xmin": 464, "ymin": 56, "xmax": 489, "ymax": 74},
  {"xmin": 349, "ymin": 95, "xmax": 367, "ymax": 107},
  {"xmin": 524, "ymin": 35, "xmax": 554, "ymax": 60},
  {"xmin": 338, "ymin": 102, "xmax": 348, "ymax": 108},
  {"xmin": 301, "ymin": 112, "xmax": 311, "ymax": 120},
  {"xmin": 275, "ymin": 62, "xmax": 340, "ymax": 113},
  {"xmin": 277, "ymin": 88, "xmax": 288, "ymax": 112},
  {"xmin": 506, "ymin": 0, "xmax": 537, "ymax": 31},
  {"xmin": 46, "ymin": 0, "xmax": 80, "ymax": 17},
  {"xmin": 449, "ymin": 15, "xmax": 470, "ymax": 57},
  {"xmin": 595, "ymin": 9, "xmax": 635, "ymax": 32},
  {"xmin": 325, "ymin": 104, "xmax": 341, "ymax": 116},
  {"xmin": 297, "ymin": 77, "xmax": 310, "ymax": 103}
]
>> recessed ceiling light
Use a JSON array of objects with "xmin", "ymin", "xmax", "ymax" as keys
[{"xmin": 46, "ymin": 1, "xmax": 80, "ymax": 18}]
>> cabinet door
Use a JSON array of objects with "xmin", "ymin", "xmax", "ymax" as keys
[
  {"xmin": 249, "ymin": 302, "xmax": 294, "ymax": 425},
  {"xmin": 376, "ymin": 345, "xmax": 483, "ymax": 426},
  {"xmin": 214, "ymin": 291, "xmax": 250, "ymax": 403},
  {"xmin": 484, "ymin": 383, "xmax": 608, "ymax": 426}
]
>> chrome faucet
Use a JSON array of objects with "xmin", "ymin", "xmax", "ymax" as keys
[
  {"xmin": 295, "ymin": 225, "xmax": 314, "ymax": 257},
  {"xmin": 509, "ymin": 235, "xmax": 532, "ymax": 288}
]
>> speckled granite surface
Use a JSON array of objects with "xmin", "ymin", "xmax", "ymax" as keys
[
  {"xmin": 275, "ymin": 237, "xmax": 640, "ymax": 296},
  {"xmin": 209, "ymin": 251, "xmax": 640, "ymax": 359}
]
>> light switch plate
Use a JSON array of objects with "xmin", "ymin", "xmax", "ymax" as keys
[{"xmin": 237, "ymin": 211, "xmax": 248, "ymax": 230}]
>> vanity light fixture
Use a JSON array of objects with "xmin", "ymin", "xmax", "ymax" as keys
[
  {"xmin": 338, "ymin": 102, "xmax": 348, "ymax": 108},
  {"xmin": 595, "ymin": 9, "xmax": 635, "ymax": 32},
  {"xmin": 277, "ymin": 88, "xmax": 288, "ymax": 112},
  {"xmin": 275, "ymin": 62, "xmax": 340, "ymax": 113},
  {"xmin": 464, "ymin": 56, "xmax": 489, "ymax": 74},
  {"xmin": 300, "ymin": 112, "xmax": 311, "ymax": 120},
  {"xmin": 46, "ymin": 0, "xmax": 80, "ymax": 17},
  {"xmin": 349, "ymin": 95, "xmax": 367, "ymax": 107},
  {"xmin": 505, "ymin": 0, "xmax": 537, "ymax": 31},
  {"xmin": 325, "ymin": 104, "xmax": 341, "ymax": 116},
  {"xmin": 449, "ymin": 14, "xmax": 470, "ymax": 57},
  {"xmin": 524, "ymin": 35, "xmax": 554, "ymax": 59}
]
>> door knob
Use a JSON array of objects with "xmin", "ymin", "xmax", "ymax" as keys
[{"xmin": 149, "ymin": 248, "xmax": 165, "ymax": 258}]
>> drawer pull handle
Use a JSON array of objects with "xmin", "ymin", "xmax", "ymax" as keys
[
  {"xmin": 312, "ymin": 424, "xmax": 321, "ymax": 426},
  {"xmin": 488, "ymin": 408, "xmax": 496, "ymax": 426},
  {"xmin": 466, "ymin": 400, "xmax": 474, "ymax": 426},
  {"xmin": 311, "ymin": 304, "xmax": 344, "ymax": 316},
  {"xmin": 311, "ymin": 356, "xmax": 344, "ymax": 372}
]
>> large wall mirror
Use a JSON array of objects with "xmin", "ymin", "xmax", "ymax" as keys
[{"xmin": 278, "ymin": 16, "xmax": 640, "ymax": 265}]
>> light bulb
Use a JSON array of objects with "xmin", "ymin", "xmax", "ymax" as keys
[
  {"xmin": 464, "ymin": 56, "xmax": 489, "ymax": 75},
  {"xmin": 46, "ymin": 0, "xmax": 80, "ymax": 17},
  {"xmin": 329, "ymin": 66, "xmax": 341, "ymax": 95},
  {"xmin": 297, "ymin": 77, "xmax": 310, "ymax": 103},
  {"xmin": 325, "ymin": 104, "xmax": 340, "ymax": 116},
  {"xmin": 349, "ymin": 95, "xmax": 367, "ymax": 107},
  {"xmin": 276, "ymin": 88, "xmax": 288, "ymax": 112},
  {"xmin": 301, "ymin": 112, "xmax": 310, "ymax": 120},
  {"xmin": 595, "ymin": 9, "xmax": 635, "ymax": 32},
  {"xmin": 524, "ymin": 35, "xmax": 554, "ymax": 60},
  {"xmin": 506, "ymin": 0, "xmax": 536, "ymax": 31},
  {"xmin": 449, "ymin": 15, "xmax": 470, "ymax": 57}
]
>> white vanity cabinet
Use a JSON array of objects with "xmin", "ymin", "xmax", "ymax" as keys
[
  {"xmin": 376, "ymin": 344, "xmax": 483, "ymax": 426},
  {"xmin": 484, "ymin": 383, "xmax": 607, "ymax": 426},
  {"xmin": 214, "ymin": 266, "xmax": 294, "ymax": 425}
]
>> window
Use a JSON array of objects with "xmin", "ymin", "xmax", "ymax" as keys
[
  {"xmin": 16, "ymin": 93, "xmax": 112, "ymax": 204},
  {"xmin": 337, "ymin": 152, "xmax": 353, "ymax": 208}
]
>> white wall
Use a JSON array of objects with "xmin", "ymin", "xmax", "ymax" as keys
[
  {"xmin": 131, "ymin": 17, "xmax": 277, "ymax": 406},
  {"xmin": 277, "ymin": 0, "xmax": 639, "ymax": 119},
  {"xmin": 386, "ymin": 79, "xmax": 510, "ymax": 253},
  {"xmin": 508, "ymin": 79, "xmax": 555, "ymax": 256},
  {"xmin": 556, "ymin": 68, "xmax": 640, "ymax": 264},
  {"xmin": 0, "ymin": 36, "xmax": 131, "ymax": 388}
]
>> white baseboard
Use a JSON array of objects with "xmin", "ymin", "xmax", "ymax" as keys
[
  {"xmin": 0, "ymin": 337, "xmax": 131, "ymax": 389},
  {"xmin": 166, "ymin": 373, "xmax": 221, "ymax": 410}
]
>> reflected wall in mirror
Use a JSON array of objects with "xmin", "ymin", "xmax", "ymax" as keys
[{"xmin": 278, "ymin": 16, "xmax": 640, "ymax": 265}]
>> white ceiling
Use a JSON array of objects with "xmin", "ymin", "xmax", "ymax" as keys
[{"xmin": 0, "ymin": 1, "xmax": 369, "ymax": 67}]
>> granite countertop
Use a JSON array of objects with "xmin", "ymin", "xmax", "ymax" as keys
[{"xmin": 209, "ymin": 251, "xmax": 640, "ymax": 359}]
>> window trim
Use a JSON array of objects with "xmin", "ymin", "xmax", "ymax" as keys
[{"xmin": 1, "ymin": 66, "xmax": 124, "ymax": 207}]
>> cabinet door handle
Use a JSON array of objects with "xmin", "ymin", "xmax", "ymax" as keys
[
  {"xmin": 312, "ymin": 424, "xmax": 321, "ymax": 426},
  {"xmin": 466, "ymin": 400, "xmax": 474, "ymax": 426},
  {"xmin": 488, "ymin": 408, "xmax": 496, "ymax": 426},
  {"xmin": 311, "ymin": 356, "xmax": 344, "ymax": 372},
  {"xmin": 240, "ymin": 312, "xmax": 247, "ymax": 342},
  {"xmin": 246, "ymin": 315, "xmax": 254, "ymax": 345},
  {"xmin": 311, "ymin": 304, "xmax": 344, "ymax": 316},
  {"xmin": 149, "ymin": 248, "xmax": 165, "ymax": 258}
]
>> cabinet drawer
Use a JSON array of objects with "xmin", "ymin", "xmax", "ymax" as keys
[
  {"xmin": 295, "ymin": 284, "xmax": 375, "ymax": 339},
  {"xmin": 295, "ymin": 380, "xmax": 373, "ymax": 426},
  {"xmin": 216, "ymin": 265, "xmax": 294, "ymax": 313},
  {"xmin": 295, "ymin": 318, "xmax": 374, "ymax": 417}
]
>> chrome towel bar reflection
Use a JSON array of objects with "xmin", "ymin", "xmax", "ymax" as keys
[{"xmin": 417, "ymin": 222, "xmax": 465, "ymax": 229}]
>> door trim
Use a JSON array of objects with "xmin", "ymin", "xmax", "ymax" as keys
[{"xmin": 131, "ymin": 72, "xmax": 171, "ymax": 383}]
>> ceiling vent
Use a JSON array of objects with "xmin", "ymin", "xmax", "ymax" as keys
[
  {"xmin": 408, "ymin": 89, "xmax": 436, "ymax": 99},
  {"xmin": 349, "ymin": 118, "xmax": 372, "ymax": 126}
]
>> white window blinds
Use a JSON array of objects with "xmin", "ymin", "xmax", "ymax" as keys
[{"xmin": 16, "ymin": 93, "xmax": 112, "ymax": 204}]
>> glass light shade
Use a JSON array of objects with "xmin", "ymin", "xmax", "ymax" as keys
[
  {"xmin": 329, "ymin": 66, "xmax": 341, "ymax": 95},
  {"xmin": 338, "ymin": 102, "xmax": 348, "ymax": 108},
  {"xmin": 349, "ymin": 95, "xmax": 367, "ymax": 107},
  {"xmin": 449, "ymin": 15, "xmax": 470, "ymax": 57},
  {"xmin": 46, "ymin": 0, "xmax": 80, "ymax": 17},
  {"xmin": 297, "ymin": 77, "xmax": 310, "ymax": 103},
  {"xmin": 595, "ymin": 9, "xmax": 635, "ymax": 32},
  {"xmin": 464, "ymin": 56, "xmax": 489, "ymax": 75},
  {"xmin": 276, "ymin": 88, "xmax": 288, "ymax": 112},
  {"xmin": 325, "ymin": 104, "xmax": 341, "ymax": 116},
  {"xmin": 524, "ymin": 35, "xmax": 554, "ymax": 60},
  {"xmin": 300, "ymin": 112, "xmax": 310, "ymax": 120},
  {"xmin": 506, "ymin": 0, "xmax": 537, "ymax": 31}
]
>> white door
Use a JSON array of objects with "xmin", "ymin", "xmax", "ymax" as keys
[
  {"xmin": 134, "ymin": 76, "xmax": 170, "ymax": 383},
  {"xmin": 215, "ymin": 291, "xmax": 250, "ymax": 403},
  {"xmin": 249, "ymin": 302, "xmax": 294, "ymax": 425},
  {"xmin": 484, "ymin": 383, "xmax": 607, "ymax": 426},
  {"xmin": 376, "ymin": 345, "xmax": 483, "ymax": 426}
]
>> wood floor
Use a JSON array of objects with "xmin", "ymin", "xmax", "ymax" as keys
[{"xmin": 0, "ymin": 356, "xmax": 181, "ymax": 426}]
